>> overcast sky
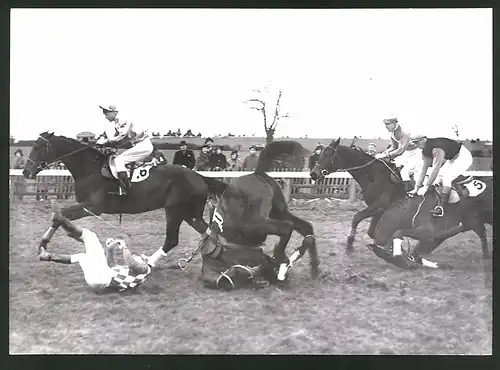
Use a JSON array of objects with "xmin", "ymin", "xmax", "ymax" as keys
[{"xmin": 10, "ymin": 8, "xmax": 492, "ymax": 140}]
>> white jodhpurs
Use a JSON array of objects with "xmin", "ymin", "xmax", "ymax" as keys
[
  {"xmin": 433, "ymin": 145, "xmax": 473, "ymax": 187},
  {"xmin": 70, "ymin": 228, "xmax": 112, "ymax": 290},
  {"xmin": 114, "ymin": 139, "xmax": 154, "ymax": 172},
  {"xmin": 394, "ymin": 148, "xmax": 423, "ymax": 181}
]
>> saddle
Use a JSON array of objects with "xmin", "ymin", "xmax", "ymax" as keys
[
  {"xmin": 101, "ymin": 148, "xmax": 166, "ymax": 182},
  {"xmin": 443, "ymin": 175, "xmax": 486, "ymax": 204}
]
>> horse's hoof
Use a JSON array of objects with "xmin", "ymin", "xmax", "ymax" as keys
[
  {"xmin": 39, "ymin": 251, "xmax": 51, "ymax": 261},
  {"xmin": 346, "ymin": 247, "xmax": 354, "ymax": 255}
]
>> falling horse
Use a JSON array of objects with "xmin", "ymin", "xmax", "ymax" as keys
[
  {"xmin": 198, "ymin": 141, "xmax": 320, "ymax": 289},
  {"xmin": 23, "ymin": 132, "xmax": 228, "ymax": 257},
  {"xmin": 309, "ymin": 138, "xmax": 409, "ymax": 253},
  {"xmin": 367, "ymin": 175, "xmax": 492, "ymax": 269}
]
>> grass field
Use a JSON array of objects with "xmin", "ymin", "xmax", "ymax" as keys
[{"xmin": 9, "ymin": 199, "xmax": 492, "ymax": 354}]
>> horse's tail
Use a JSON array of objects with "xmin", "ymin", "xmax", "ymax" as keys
[
  {"xmin": 255, "ymin": 140, "xmax": 310, "ymax": 174},
  {"xmin": 202, "ymin": 176, "xmax": 228, "ymax": 199}
]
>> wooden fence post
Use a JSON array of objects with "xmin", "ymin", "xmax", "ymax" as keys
[
  {"xmin": 283, "ymin": 179, "xmax": 292, "ymax": 203},
  {"xmin": 348, "ymin": 179, "xmax": 357, "ymax": 202}
]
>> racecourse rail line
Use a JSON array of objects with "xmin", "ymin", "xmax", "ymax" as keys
[{"xmin": 9, "ymin": 169, "xmax": 492, "ymax": 203}]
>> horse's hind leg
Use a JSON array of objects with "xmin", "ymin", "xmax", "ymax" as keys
[
  {"xmin": 244, "ymin": 219, "xmax": 295, "ymax": 265},
  {"xmin": 279, "ymin": 210, "xmax": 319, "ymax": 279},
  {"xmin": 470, "ymin": 223, "xmax": 490, "ymax": 259},
  {"xmin": 182, "ymin": 196, "xmax": 210, "ymax": 236}
]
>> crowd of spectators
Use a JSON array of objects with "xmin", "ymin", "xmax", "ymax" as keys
[{"xmin": 173, "ymin": 138, "xmax": 260, "ymax": 171}]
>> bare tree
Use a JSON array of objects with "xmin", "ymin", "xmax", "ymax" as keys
[
  {"xmin": 452, "ymin": 124, "xmax": 460, "ymax": 139},
  {"xmin": 244, "ymin": 85, "xmax": 290, "ymax": 144}
]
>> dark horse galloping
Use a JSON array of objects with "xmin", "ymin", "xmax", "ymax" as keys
[
  {"xmin": 309, "ymin": 138, "xmax": 408, "ymax": 253},
  {"xmin": 23, "ymin": 132, "xmax": 228, "ymax": 257},
  {"xmin": 201, "ymin": 141, "xmax": 320, "ymax": 287}
]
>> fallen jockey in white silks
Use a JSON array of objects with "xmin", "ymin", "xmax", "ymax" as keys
[{"xmin": 39, "ymin": 201, "xmax": 153, "ymax": 292}]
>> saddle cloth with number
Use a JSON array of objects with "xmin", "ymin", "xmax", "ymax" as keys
[{"xmin": 101, "ymin": 149, "xmax": 166, "ymax": 183}]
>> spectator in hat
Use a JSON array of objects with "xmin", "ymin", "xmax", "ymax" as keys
[
  {"xmin": 195, "ymin": 145, "xmax": 211, "ymax": 171},
  {"xmin": 209, "ymin": 146, "xmax": 227, "ymax": 171},
  {"xmin": 12, "ymin": 149, "xmax": 27, "ymax": 200},
  {"xmin": 366, "ymin": 142, "xmax": 377, "ymax": 156},
  {"xmin": 173, "ymin": 140, "xmax": 195, "ymax": 169},
  {"xmin": 242, "ymin": 145, "xmax": 259, "ymax": 171},
  {"xmin": 204, "ymin": 137, "xmax": 215, "ymax": 155},
  {"xmin": 227, "ymin": 150, "xmax": 243, "ymax": 171},
  {"xmin": 308, "ymin": 144, "xmax": 324, "ymax": 170},
  {"xmin": 13, "ymin": 149, "xmax": 26, "ymax": 169}
]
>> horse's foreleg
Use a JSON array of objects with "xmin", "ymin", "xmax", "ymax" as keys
[
  {"xmin": 280, "ymin": 210, "xmax": 319, "ymax": 279},
  {"xmin": 367, "ymin": 212, "xmax": 383, "ymax": 239},
  {"xmin": 347, "ymin": 205, "xmax": 384, "ymax": 253},
  {"xmin": 390, "ymin": 223, "xmax": 465, "ymax": 268},
  {"xmin": 38, "ymin": 203, "xmax": 92, "ymax": 254}
]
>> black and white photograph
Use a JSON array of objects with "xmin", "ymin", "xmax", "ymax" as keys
[{"xmin": 9, "ymin": 8, "xmax": 492, "ymax": 355}]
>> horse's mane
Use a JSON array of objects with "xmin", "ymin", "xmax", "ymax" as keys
[
  {"xmin": 337, "ymin": 144, "xmax": 399, "ymax": 174},
  {"xmin": 255, "ymin": 141, "xmax": 309, "ymax": 173}
]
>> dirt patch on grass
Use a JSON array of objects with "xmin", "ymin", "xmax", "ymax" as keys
[{"xmin": 9, "ymin": 199, "xmax": 492, "ymax": 354}]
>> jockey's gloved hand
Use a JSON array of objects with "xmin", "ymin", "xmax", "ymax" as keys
[
  {"xmin": 417, "ymin": 185, "xmax": 429, "ymax": 196},
  {"xmin": 407, "ymin": 187, "xmax": 419, "ymax": 197},
  {"xmin": 96, "ymin": 137, "xmax": 107, "ymax": 145},
  {"xmin": 374, "ymin": 153, "xmax": 387, "ymax": 160}
]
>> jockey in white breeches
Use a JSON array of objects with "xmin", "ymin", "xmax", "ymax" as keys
[
  {"xmin": 374, "ymin": 117, "xmax": 421, "ymax": 183},
  {"xmin": 96, "ymin": 104, "xmax": 154, "ymax": 194},
  {"xmin": 39, "ymin": 201, "xmax": 153, "ymax": 292},
  {"xmin": 408, "ymin": 134, "xmax": 473, "ymax": 217}
]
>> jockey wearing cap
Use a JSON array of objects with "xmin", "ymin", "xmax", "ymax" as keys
[
  {"xmin": 375, "ymin": 117, "xmax": 421, "ymax": 187},
  {"xmin": 39, "ymin": 200, "xmax": 153, "ymax": 292},
  {"xmin": 96, "ymin": 105, "xmax": 154, "ymax": 195},
  {"xmin": 407, "ymin": 134, "xmax": 473, "ymax": 217}
]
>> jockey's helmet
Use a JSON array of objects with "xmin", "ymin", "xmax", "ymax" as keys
[
  {"xmin": 99, "ymin": 104, "xmax": 118, "ymax": 113},
  {"xmin": 383, "ymin": 117, "xmax": 398, "ymax": 125}
]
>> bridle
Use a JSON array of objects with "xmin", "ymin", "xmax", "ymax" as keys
[
  {"xmin": 26, "ymin": 134, "xmax": 97, "ymax": 177},
  {"xmin": 314, "ymin": 144, "xmax": 400, "ymax": 179}
]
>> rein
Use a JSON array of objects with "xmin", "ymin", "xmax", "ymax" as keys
[
  {"xmin": 316, "ymin": 144, "xmax": 401, "ymax": 179},
  {"xmin": 30, "ymin": 135, "xmax": 99, "ymax": 173}
]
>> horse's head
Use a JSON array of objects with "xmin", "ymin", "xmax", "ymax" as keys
[
  {"xmin": 310, "ymin": 137, "xmax": 341, "ymax": 182},
  {"xmin": 22, "ymin": 131, "xmax": 57, "ymax": 179},
  {"xmin": 22, "ymin": 131, "xmax": 91, "ymax": 179}
]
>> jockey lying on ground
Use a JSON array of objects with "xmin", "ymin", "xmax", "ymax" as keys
[
  {"xmin": 39, "ymin": 200, "xmax": 153, "ymax": 293},
  {"xmin": 97, "ymin": 104, "xmax": 154, "ymax": 195},
  {"xmin": 407, "ymin": 134, "xmax": 473, "ymax": 217}
]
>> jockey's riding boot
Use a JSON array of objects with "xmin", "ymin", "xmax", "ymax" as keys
[
  {"xmin": 431, "ymin": 186, "xmax": 451, "ymax": 218},
  {"xmin": 117, "ymin": 171, "xmax": 131, "ymax": 195}
]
